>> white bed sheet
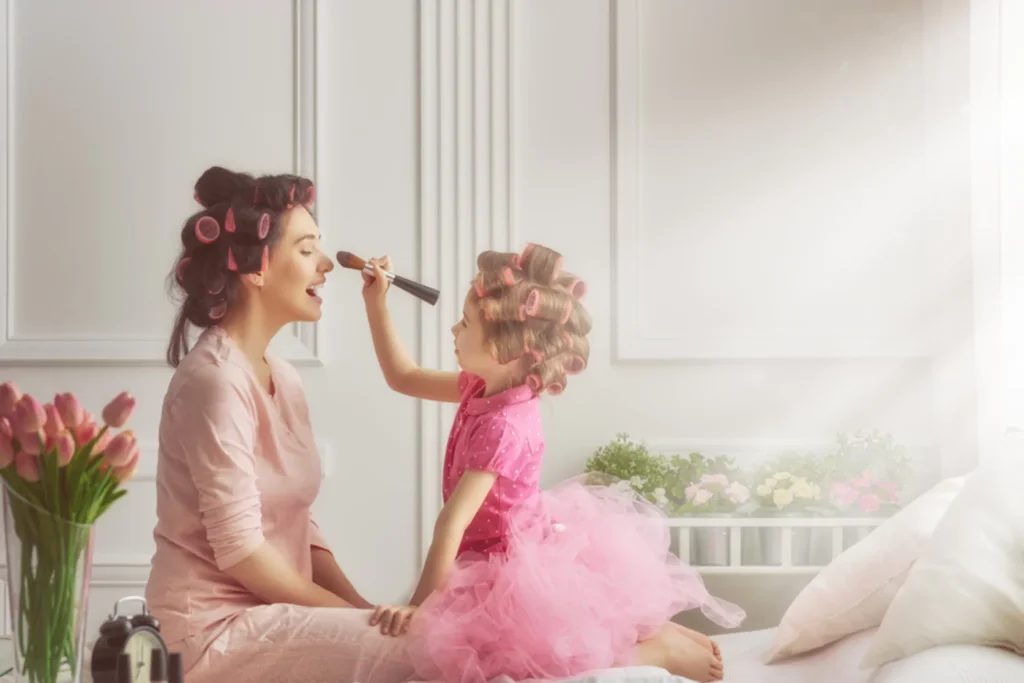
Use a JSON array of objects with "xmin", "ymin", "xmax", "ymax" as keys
[{"xmin": 437, "ymin": 625, "xmax": 1024, "ymax": 683}]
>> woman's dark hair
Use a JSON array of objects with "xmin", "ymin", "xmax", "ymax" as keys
[{"xmin": 165, "ymin": 166, "xmax": 316, "ymax": 367}]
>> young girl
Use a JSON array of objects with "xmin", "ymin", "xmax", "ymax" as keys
[{"xmin": 360, "ymin": 243, "xmax": 745, "ymax": 683}]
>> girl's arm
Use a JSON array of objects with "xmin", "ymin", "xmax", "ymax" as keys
[
  {"xmin": 362, "ymin": 257, "xmax": 461, "ymax": 403},
  {"xmin": 408, "ymin": 469, "xmax": 497, "ymax": 605}
]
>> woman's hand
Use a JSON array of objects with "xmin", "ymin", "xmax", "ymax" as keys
[
  {"xmin": 369, "ymin": 604, "xmax": 417, "ymax": 636},
  {"xmin": 361, "ymin": 255, "xmax": 392, "ymax": 305}
]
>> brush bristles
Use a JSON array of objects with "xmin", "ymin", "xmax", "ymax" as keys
[{"xmin": 336, "ymin": 251, "xmax": 366, "ymax": 270}]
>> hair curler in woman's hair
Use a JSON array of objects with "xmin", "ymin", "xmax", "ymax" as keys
[{"xmin": 336, "ymin": 251, "xmax": 440, "ymax": 306}]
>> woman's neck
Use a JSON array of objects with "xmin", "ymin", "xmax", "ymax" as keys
[{"xmin": 217, "ymin": 309, "xmax": 284, "ymax": 377}]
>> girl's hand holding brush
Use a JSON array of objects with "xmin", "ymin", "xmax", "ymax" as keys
[{"xmin": 361, "ymin": 255, "xmax": 393, "ymax": 305}]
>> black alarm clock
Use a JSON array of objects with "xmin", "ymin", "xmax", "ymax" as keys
[{"xmin": 90, "ymin": 596, "xmax": 168, "ymax": 683}]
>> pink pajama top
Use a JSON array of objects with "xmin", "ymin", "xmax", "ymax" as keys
[
  {"xmin": 145, "ymin": 326, "xmax": 331, "ymax": 656},
  {"xmin": 443, "ymin": 372, "xmax": 545, "ymax": 555}
]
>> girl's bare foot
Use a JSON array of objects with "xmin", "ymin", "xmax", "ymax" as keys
[
  {"xmin": 632, "ymin": 625, "xmax": 723, "ymax": 682},
  {"xmin": 670, "ymin": 622, "xmax": 721, "ymax": 662}
]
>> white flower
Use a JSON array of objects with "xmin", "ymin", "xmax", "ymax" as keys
[
  {"xmin": 756, "ymin": 484, "xmax": 772, "ymax": 497},
  {"xmin": 653, "ymin": 488, "xmax": 669, "ymax": 507},
  {"xmin": 726, "ymin": 482, "xmax": 749, "ymax": 504},
  {"xmin": 773, "ymin": 488, "xmax": 794, "ymax": 508},
  {"xmin": 613, "ymin": 480, "xmax": 633, "ymax": 494},
  {"xmin": 630, "ymin": 476, "xmax": 646, "ymax": 488},
  {"xmin": 790, "ymin": 478, "xmax": 814, "ymax": 499},
  {"xmin": 774, "ymin": 472, "xmax": 792, "ymax": 481},
  {"xmin": 693, "ymin": 489, "xmax": 713, "ymax": 506}
]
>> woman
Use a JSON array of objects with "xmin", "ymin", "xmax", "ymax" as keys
[{"xmin": 145, "ymin": 166, "xmax": 415, "ymax": 682}]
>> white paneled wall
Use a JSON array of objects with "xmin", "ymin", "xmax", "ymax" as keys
[{"xmin": 0, "ymin": 0, "xmax": 1012, "ymax": 639}]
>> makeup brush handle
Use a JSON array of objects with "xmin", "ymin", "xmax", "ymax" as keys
[{"xmin": 391, "ymin": 274, "xmax": 440, "ymax": 306}]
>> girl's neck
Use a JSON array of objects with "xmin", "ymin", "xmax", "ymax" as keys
[{"xmin": 480, "ymin": 372, "xmax": 521, "ymax": 398}]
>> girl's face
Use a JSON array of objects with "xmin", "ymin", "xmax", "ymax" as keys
[
  {"xmin": 259, "ymin": 206, "xmax": 334, "ymax": 324},
  {"xmin": 451, "ymin": 291, "xmax": 493, "ymax": 375}
]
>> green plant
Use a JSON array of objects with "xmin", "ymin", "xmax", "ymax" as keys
[{"xmin": 585, "ymin": 433, "xmax": 672, "ymax": 509}]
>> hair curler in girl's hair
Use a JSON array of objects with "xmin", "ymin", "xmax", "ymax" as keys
[{"xmin": 336, "ymin": 251, "xmax": 440, "ymax": 306}]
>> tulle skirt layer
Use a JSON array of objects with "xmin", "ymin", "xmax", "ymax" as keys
[{"xmin": 409, "ymin": 474, "xmax": 746, "ymax": 683}]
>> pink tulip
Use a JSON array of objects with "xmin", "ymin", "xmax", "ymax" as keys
[
  {"xmin": 0, "ymin": 417, "xmax": 11, "ymax": 440},
  {"xmin": 101, "ymin": 392, "xmax": 136, "ymax": 428},
  {"xmin": 42, "ymin": 404, "xmax": 64, "ymax": 439},
  {"xmin": 93, "ymin": 428, "xmax": 112, "ymax": 454},
  {"xmin": 14, "ymin": 451, "xmax": 40, "ymax": 482},
  {"xmin": 112, "ymin": 445, "xmax": 140, "ymax": 483},
  {"xmin": 102, "ymin": 430, "xmax": 136, "ymax": 468},
  {"xmin": 13, "ymin": 395, "xmax": 46, "ymax": 434},
  {"xmin": 18, "ymin": 432, "xmax": 42, "ymax": 456},
  {"xmin": 54, "ymin": 393, "xmax": 84, "ymax": 429},
  {"xmin": 55, "ymin": 431, "xmax": 75, "ymax": 467},
  {"xmin": 0, "ymin": 382, "xmax": 20, "ymax": 417},
  {"xmin": 831, "ymin": 482, "xmax": 860, "ymax": 506},
  {"xmin": 858, "ymin": 493, "xmax": 881, "ymax": 514},
  {"xmin": 0, "ymin": 429, "xmax": 13, "ymax": 469},
  {"xmin": 74, "ymin": 420, "xmax": 99, "ymax": 448}
]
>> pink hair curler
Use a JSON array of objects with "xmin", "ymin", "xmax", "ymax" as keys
[
  {"xmin": 473, "ymin": 278, "xmax": 486, "ymax": 298},
  {"xmin": 551, "ymin": 255, "xmax": 564, "ymax": 281},
  {"xmin": 526, "ymin": 374, "xmax": 542, "ymax": 392},
  {"xmin": 524, "ymin": 289, "xmax": 541, "ymax": 316},
  {"xmin": 566, "ymin": 277, "xmax": 587, "ymax": 300},
  {"xmin": 175, "ymin": 257, "xmax": 191, "ymax": 284},
  {"xmin": 227, "ymin": 248, "xmax": 238, "ymax": 272},
  {"xmin": 195, "ymin": 216, "xmax": 220, "ymax": 244},
  {"xmin": 502, "ymin": 267, "xmax": 515, "ymax": 286},
  {"xmin": 208, "ymin": 301, "xmax": 227, "ymax": 320},
  {"xmin": 257, "ymin": 214, "xmax": 270, "ymax": 240},
  {"xmin": 224, "ymin": 207, "xmax": 236, "ymax": 233},
  {"xmin": 566, "ymin": 355, "xmax": 586, "ymax": 375},
  {"xmin": 547, "ymin": 382, "xmax": 564, "ymax": 395},
  {"xmin": 289, "ymin": 184, "xmax": 296, "ymax": 204},
  {"xmin": 562, "ymin": 331, "xmax": 574, "ymax": 349}
]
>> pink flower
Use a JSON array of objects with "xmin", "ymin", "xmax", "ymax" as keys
[
  {"xmin": 0, "ymin": 382, "xmax": 20, "ymax": 417},
  {"xmin": 54, "ymin": 393, "xmax": 84, "ymax": 429},
  {"xmin": 858, "ymin": 493, "xmax": 881, "ymax": 514},
  {"xmin": 0, "ymin": 420, "xmax": 14, "ymax": 468},
  {"xmin": 101, "ymin": 392, "xmax": 136, "ymax": 428},
  {"xmin": 18, "ymin": 432, "xmax": 42, "ymax": 456},
  {"xmin": 831, "ymin": 482, "xmax": 860, "ymax": 506},
  {"xmin": 112, "ymin": 445, "xmax": 140, "ymax": 483},
  {"xmin": 55, "ymin": 431, "xmax": 75, "ymax": 467},
  {"xmin": 684, "ymin": 484, "xmax": 699, "ymax": 501},
  {"xmin": 13, "ymin": 395, "xmax": 45, "ymax": 434},
  {"xmin": 42, "ymin": 404, "xmax": 64, "ymax": 439},
  {"xmin": 726, "ymin": 482, "xmax": 750, "ymax": 504},
  {"xmin": 877, "ymin": 481, "xmax": 899, "ymax": 501},
  {"xmin": 14, "ymin": 451, "xmax": 40, "ymax": 482},
  {"xmin": 692, "ymin": 489, "xmax": 713, "ymax": 506},
  {"xmin": 102, "ymin": 431, "xmax": 136, "ymax": 468},
  {"xmin": 74, "ymin": 419, "xmax": 100, "ymax": 449}
]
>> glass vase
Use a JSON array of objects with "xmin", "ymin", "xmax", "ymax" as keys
[{"xmin": 2, "ymin": 480, "xmax": 95, "ymax": 683}]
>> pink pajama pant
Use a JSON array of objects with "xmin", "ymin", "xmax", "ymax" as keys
[{"xmin": 179, "ymin": 605, "xmax": 417, "ymax": 683}]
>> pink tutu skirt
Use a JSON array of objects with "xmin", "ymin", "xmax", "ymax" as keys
[{"xmin": 408, "ymin": 474, "xmax": 746, "ymax": 683}]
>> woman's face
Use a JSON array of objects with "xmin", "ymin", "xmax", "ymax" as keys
[{"xmin": 259, "ymin": 206, "xmax": 334, "ymax": 324}]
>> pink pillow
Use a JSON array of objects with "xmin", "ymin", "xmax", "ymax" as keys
[{"xmin": 763, "ymin": 475, "xmax": 967, "ymax": 663}]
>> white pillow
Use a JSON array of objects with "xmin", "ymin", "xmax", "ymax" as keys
[
  {"xmin": 763, "ymin": 475, "xmax": 967, "ymax": 663},
  {"xmin": 861, "ymin": 458, "xmax": 1024, "ymax": 668}
]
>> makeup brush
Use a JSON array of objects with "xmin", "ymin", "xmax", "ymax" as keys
[{"xmin": 336, "ymin": 251, "xmax": 440, "ymax": 306}]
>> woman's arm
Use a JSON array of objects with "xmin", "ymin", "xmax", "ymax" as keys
[
  {"xmin": 311, "ymin": 547, "xmax": 374, "ymax": 609},
  {"xmin": 409, "ymin": 470, "xmax": 497, "ymax": 606},
  {"xmin": 225, "ymin": 543, "xmax": 353, "ymax": 608},
  {"xmin": 362, "ymin": 257, "xmax": 461, "ymax": 403}
]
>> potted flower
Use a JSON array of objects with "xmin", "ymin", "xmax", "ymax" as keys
[
  {"xmin": 0, "ymin": 381, "xmax": 140, "ymax": 683},
  {"xmin": 750, "ymin": 452, "xmax": 832, "ymax": 566},
  {"xmin": 679, "ymin": 472, "xmax": 750, "ymax": 566},
  {"xmin": 584, "ymin": 434, "xmax": 673, "ymax": 512},
  {"xmin": 827, "ymin": 431, "xmax": 913, "ymax": 548}
]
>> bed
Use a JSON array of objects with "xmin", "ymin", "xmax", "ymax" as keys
[{"xmin": 500, "ymin": 626, "xmax": 1024, "ymax": 683}]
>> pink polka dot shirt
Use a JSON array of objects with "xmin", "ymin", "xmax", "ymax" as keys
[{"xmin": 443, "ymin": 372, "xmax": 544, "ymax": 556}]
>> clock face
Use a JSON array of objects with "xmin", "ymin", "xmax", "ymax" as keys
[{"xmin": 123, "ymin": 629, "xmax": 165, "ymax": 683}]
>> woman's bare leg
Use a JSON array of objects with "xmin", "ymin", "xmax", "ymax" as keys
[{"xmin": 626, "ymin": 624, "xmax": 723, "ymax": 683}]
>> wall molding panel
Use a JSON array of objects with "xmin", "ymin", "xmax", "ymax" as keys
[
  {"xmin": 418, "ymin": 0, "xmax": 513, "ymax": 560},
  {"xmin": 0, "ymin": 0, "xmax": 323, "ymax": 366}
]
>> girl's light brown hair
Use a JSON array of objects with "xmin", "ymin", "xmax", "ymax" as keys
[{"xmin": 470, "ymin": 243, "xmax": 591, "ymax": 395}]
